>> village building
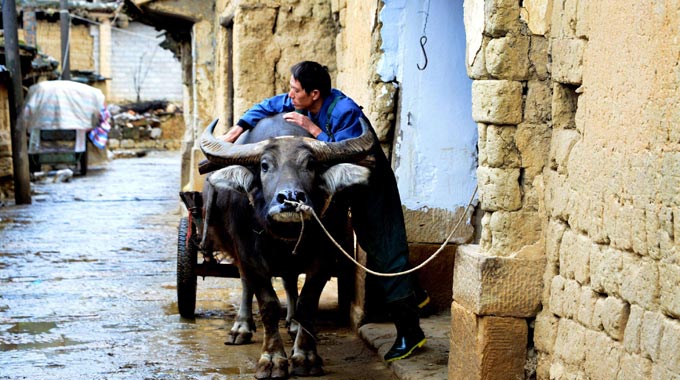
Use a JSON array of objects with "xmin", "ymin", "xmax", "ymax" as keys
[{"xmin": 0, "ymin": 0, "xmax": 186, "ymax": 202}]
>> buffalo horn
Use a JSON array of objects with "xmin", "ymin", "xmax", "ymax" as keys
[
  {"xmin": 304, "ymin": 117, "xmax": 375, "ymax": 163},
  {"xmin": 199, "ymin": 119, "xmax": 267, "ymax": 167}
]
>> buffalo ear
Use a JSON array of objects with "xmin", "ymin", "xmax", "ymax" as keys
[
  {"xmin": 321, "ymin": 163, "xmax": 371, "ymax": 194},
  {"xmin": 207, "ymin": 166, "xmax": 255, "ymax": 194}
]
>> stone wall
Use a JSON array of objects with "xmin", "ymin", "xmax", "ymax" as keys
[
  {"xmin": 535, "ymin": 1, "xmax": 680, "ymax": 379},
  {"xmin": 462, "ymin": 0, "xmax": 680, "ymax": 379},
  {"xmin": 229, "ymin": 0, "xmax": 338, "ymax": 119}
]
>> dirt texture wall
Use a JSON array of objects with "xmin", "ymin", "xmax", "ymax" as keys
[
  {"xmin": 535, "ymin": 1, "xmax": 680, "ymax": 379},
  {"xmin": 229, "ymin": 0, "xmax": 338, "ymax": 119},
  {"xmin": 0, "ymin": 84, "xmax": 11, "ymax": 191},
  {"xmin": 36, "ymin": 21, "xmax": 94, "ymax": 72}
]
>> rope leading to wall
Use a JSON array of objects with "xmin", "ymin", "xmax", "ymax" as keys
[{"xmin": 285, "ymin": 184, "xmax": 478, "ymax": 277}]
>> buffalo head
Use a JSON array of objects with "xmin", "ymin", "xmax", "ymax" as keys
[{"xmin": 200, "ymin": 114, "xmax": 374, "ymax": 239}]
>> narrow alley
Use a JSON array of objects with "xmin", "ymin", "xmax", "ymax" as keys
[{"xmin": 0, "ymin": 152, "xmax": 401, "ymax": 380}]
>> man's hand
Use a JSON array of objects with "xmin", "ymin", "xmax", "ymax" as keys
[
  {"xmin": 283, "ymin": 112, "xmax": 322, "ymax": 138},
  {"xmin": 220, "ymin": 125, "xmax": 244, "ymax": 143}
]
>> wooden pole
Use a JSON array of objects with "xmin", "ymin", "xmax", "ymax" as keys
[
  {"xmin": 2, "ymin": 0, "xmax": 32, "ymax": 204},
  {"xmin": 60, "ymin": 0, "xmax": 71, "ymax": 79}
]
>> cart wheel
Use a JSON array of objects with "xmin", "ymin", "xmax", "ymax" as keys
[{"xmin": 177, "ymin": 217, "xmax": 197, "ymax": 318}]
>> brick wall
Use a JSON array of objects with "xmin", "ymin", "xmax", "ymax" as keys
[
  {"xmin": 462, "ymin": 0, "xmax": 680, "ymax": 379},
  {"xmin": 109, "ymin": 22, "xmax": 183, "ymax": 103},
  {"xmin": 36, "ymin": 21, "xmax": 93, "ymax": 71},
  {"xmin": 535, "ymin": 1, "xmax": 680, "ymax": 379}
]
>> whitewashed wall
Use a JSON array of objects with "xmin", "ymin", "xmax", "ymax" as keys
[
  {"xmin": 109, "ymin": 22, "xmax": 183, "ymax": 103},
  {"xmin": 379, "ymin": 0, "xmax": 478, "ymax": 213}
]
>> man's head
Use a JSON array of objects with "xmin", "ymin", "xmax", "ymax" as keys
[{"xmin": 288, "ymin": 61, "xmax": 331, "ymax": 113}]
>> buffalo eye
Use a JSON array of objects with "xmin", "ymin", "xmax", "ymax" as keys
[{"xmin": 261, "ymin": 161, "xmax": 270, "ymax": 173}]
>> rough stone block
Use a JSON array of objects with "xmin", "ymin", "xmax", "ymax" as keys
[
  {"xmin": 485, "ymin": 35, "xmax": 530, "ymax": 80},
  {"xmin": 597, "ymin": 296, "xmax": 630, "ymax": 341},
  {"xmin": 623, "ymin": 304, "xmax": 644, "ymax": 354},
  {"xmin": 552, "ymin": 38, "xmax": 586, "ymax": 85},
  {"xmin": 551, "ymin": 0, "xmax": 578, "ymax": 38},
  {"xmin": 485, "ymin": 210, "xmax": 543, "ymax": 256},
  {"xmin": 525, "ymin": 80, "xmax": 552, "ymax": 123},
  {"xmin": 620, "ymin": 253, "xmax": 659, "ymax": 310},
  {"xmin": 558, "ymin": 229, "xmax": 592, "ymax": 285},
  {"xmin": 618, "ymin": 353, "xmax": 652, "ymax": 380},
  {"xmin": 544, "ymin": 169, "xmax": 571, "ymax": 222},
  {"xmin": 549, "ymin": 128, "xmax": 580, "ymax": 175},
  {"xmin": 659, "ymin": 255, "xmax": 680, "ymax": 318},
  {"xmin": 590, "ymin": 245, "xmax": 622, "ymax": 295},
  {"xmin": 516, "ymin": 124, "xmax": 551, "ymax": 179},
  {"xmin": 576, "ymin": 287, "xmax": 600, "ymax": 329},
  {"xmin": 549, "ymin": 275, "xmax": 567, "ymax": 317},
  {"xmin": 640, "ymin": 310, "xmax": 665, "ymax": 361},
  {"xmin": 584, "ymin": 330, "xmax": 622, "ymax": 380},
  {"xmin": 467, "ymin": 36, "xmax": 490, "ymax": 79},
  {"xmin": 477, "ymin": 166, "xmax": 522, "ymax": 211},
  {"xmin": 484, "ymin": 125, "xmax": 520, "ymax": 168},
  {"xmin": 529, "ymin": 36, "xmax": 550, "ymax": 80},
  {"xmin": 660, "ymin": 318, "xmax": 680, "ymax": 373},
  {"xmin": 521, "ymin": 0, "xmax": 553, "ymax": 35},
  {"xmin": 552, "ymin": 82, "xmax": 579, "ymax": 130},
  {"xmin": 453, "ymin": 244, "xmax": 545, "ymax": 317},
  {"xmin": 471, "ymin": 80, "xmax": 523, "ymax": 125},
  {"xmin": 449, "ymin": 301, "xmax": 527, "ymax": 380},
  {"xmin": 546, "ymin": 219, "xmax": 567, "ymax": 266},
  {"xmin": 534, "ymin": 311, "xmax": 559, "ymax": 354},
  {"xmin": 553, "ymin": 318, "xmax": 586, "ymax": 364},
  {"xmin": 484, "ymin": 0, "xmax": 521, "ymax": 37},
  {"xmin": 651, "ymin": 364, "xmax": 680, "ymax": 380}
]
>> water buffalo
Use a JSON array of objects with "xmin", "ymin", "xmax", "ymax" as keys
[{"xmin": 199, "ymin": 114, "xmax": 374, "ymax": 379}]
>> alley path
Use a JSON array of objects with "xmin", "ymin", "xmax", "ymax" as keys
[{"xmin": 0, "ymin": 151, "xmax": 397, "ymax": 380}]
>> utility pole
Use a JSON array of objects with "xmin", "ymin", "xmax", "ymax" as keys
[
  {"xmin": 2, "ymin": 0, "xmax": 31, "ymax": 204},
  {"xmin": 60, "ymin": 0, "xmax": 71, "ymax": 79}
]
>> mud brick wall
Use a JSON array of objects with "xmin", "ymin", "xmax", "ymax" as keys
[
  {"xmin": 535, "ymin": 1, "xmax": 680, "ymax": 379},
  {"xmin": 36, "ymin": 21, "xmax": 94, "ymax": 72},
  {"xmin": 460, "ymin": 1, "xmax": 680, "ymax": 379}
]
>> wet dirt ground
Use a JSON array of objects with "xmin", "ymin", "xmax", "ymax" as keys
[{"xmin": 0, "ymin": 151, "xmax": 398, "ymax": 380}]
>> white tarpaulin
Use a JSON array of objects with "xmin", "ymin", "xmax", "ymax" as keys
[{"xmin": 20, "ymin": 81, "xmax": 106, "ymax": 153}]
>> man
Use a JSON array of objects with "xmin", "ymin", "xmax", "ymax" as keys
[{"xmin": 222, "ymin": 61, "xmax": 427, "ymax": 362}]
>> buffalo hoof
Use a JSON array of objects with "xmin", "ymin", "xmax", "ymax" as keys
[
  {"xmin": 290, "ymin": 352, "xmax": 324, "ymax": 377},
  {"xmin": 225, "ymin": 330, "xmax": 253, "ymax": 345},
  {"xmin": 225, "ymin": 319, "xmax": 255, "ymax": 345},
  {"xmin": 256, "ymin": 353, "xmax": 289, "ymax": 379}
]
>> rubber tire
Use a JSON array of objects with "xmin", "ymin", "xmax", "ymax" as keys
[{"xmin": 177, "ymin": 217, "xmax": 197, "ymax": 318}]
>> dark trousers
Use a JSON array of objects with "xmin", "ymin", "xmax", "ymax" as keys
[{"xmin": 349, "ymin": 142, "xmax": 416, "ymax": 304}]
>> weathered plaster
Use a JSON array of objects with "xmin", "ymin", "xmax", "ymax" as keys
[{"xmin": 382, "ymin": 0, "xmax": 478, "ymax": 243}]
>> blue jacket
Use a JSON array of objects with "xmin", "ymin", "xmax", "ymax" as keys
[{"xmin": 236, "ymin": 89, "xmax": 365, "ymax": 142}]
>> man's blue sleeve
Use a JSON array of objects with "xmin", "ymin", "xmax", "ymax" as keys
[
  {"xmin": 316, "ymin": 105, "xmax": 364, "ymax": 142},
  {"xmin": 236, "ymin": 94, "xmax": 295, "ymax": 130}
]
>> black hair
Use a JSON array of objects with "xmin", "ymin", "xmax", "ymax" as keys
[{"xmin": 290, "ymin": 61, "xmax": 331, "ymax": 98}]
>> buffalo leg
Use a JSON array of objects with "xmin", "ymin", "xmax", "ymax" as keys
[
  {"xmin": 253, "ymin": 279, "xmax": 288, "ymax": 380},
  {"xmin": 226, "ymin": 278, "xmax": 256, "ymax": 345},
  {"xmin": 282, "ymin": 275, "xmax": 299, "ymax": 340},
  {"xmin": 289, "ymin": 274, "xmax": 327, "ymax": 376}
]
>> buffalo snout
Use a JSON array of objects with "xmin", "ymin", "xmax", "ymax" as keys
[{"xmin": 276, "ymin": 189, "xmax": 307, "ymax": 207}]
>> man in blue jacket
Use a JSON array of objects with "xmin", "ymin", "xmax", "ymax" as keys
[{"xmin": 223, "ymin": 61, "xmax": 427, "ymax": 362}]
